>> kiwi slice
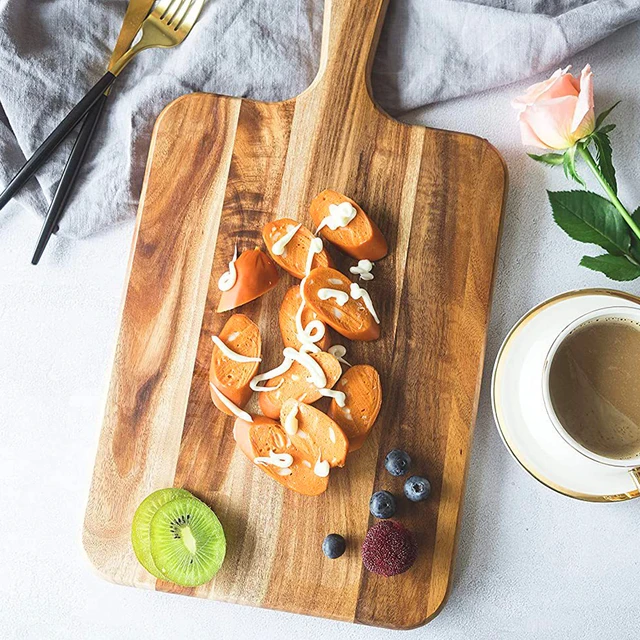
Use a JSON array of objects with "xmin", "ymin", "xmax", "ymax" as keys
[
  {"xmin": 149, "ymin": 496, "xmax": 226, "ymax": 587},
  {"xmin": 131, "ymin": 488, "xmax": 191, "ymax": 578}
]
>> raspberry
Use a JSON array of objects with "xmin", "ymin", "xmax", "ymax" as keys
[{"xmin": 361, "ymin": 521, "xmax": 417, "ymax": 576}]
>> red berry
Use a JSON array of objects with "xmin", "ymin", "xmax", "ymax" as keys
[{"xmin": 361, "ymin": 521, "xmax": 417, "ymax": 577}]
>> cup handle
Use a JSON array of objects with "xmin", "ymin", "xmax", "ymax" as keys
[{"xmin": 629, "ymin": 468, "xmax": 640, "ymax": 493}]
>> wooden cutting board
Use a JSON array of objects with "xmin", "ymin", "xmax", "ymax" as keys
[{"xmin": 83, "ymin": 0, "xmax": 506, "ymax": 629}]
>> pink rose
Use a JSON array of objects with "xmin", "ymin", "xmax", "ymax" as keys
[{"xmin": 512, "ymin": 65, "xmax": 595, "ymax": 150}]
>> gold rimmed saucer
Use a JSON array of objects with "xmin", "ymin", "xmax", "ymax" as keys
[{"xmin": 492, "ymin": 288, "xmax": 640, "ymax": 502}]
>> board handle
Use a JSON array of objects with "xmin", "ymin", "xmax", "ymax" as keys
[{"xmin": 313, "ymin": 0, "xmax": 389, "ymax": 99}]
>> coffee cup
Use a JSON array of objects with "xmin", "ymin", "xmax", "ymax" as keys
[{"xmin": 542, "ymin": 305, "xmax": 640, "ymax": 490}]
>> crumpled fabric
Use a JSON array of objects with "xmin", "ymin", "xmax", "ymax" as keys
[{"xmin": 0, "ymin": 0, "xmax": 638, "ymax": 238}]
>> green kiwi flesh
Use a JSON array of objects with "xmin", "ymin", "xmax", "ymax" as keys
[
  {"xmin": 131, "ymin": 488, "xmax": 191, "ymax": 578},
  {"xmin": 149, "ymin": 496, "xmax": 226, "ymax": 587}
]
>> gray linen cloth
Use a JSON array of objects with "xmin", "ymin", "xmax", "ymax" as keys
[{"xmin": 0, "ymin": 0, "xmax": 639, "ymax": 239}]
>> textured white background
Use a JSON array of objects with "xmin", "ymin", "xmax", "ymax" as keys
[{"xmin": 1, "ymin": 22, "xmax": 640, "ymax": 640}]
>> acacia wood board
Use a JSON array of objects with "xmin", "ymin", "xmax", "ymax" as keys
[{"xmin": 83, "ymin": 0, "xmax": 507, "ymax": 629}]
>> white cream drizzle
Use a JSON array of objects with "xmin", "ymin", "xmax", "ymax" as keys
[
  {"xmin": 350, "ymin": 259, "xmax": 374, "ymax": 281},
  {"xmin": 284, "ymin": 347, "xmax": 326, "ymax": 388},
  {"xmin": 328, "ymin": 344, "xmax": 351, "ymax": 366},
  {"xmin": 314, "ymin": 455, "xmax": 330, "ymax": 478},
  {"xmin": 249, "ymin": 357, "xmax": 292, "ymax": 392},
  {"xmin": 317, "ymin": 288, "xmax": 349, "ymax": 306},
  {"xmin": 283, "ymin": 403, "xmax": 299, "ymax": 436},
  {"xmin": 350, "ymin": 283, "xmax": 380, "ymax": 324},
  {"xmin": 271, "ymin": 223, "xmax": 302, "ymax": 256},
  {"xmin": 295, "ymin": 275, "xmax": 325, "ymax": 349},
  {"xmin": 209, "ymin": 382, "xmax": 252, "ymax": 422},
  {"xmin": 328, "ymin": 427, "xmax": 336, "ymax": 443},
  {"xmin": 319, "ymin": 388, "xmax": 346, "ymax": 406},
  {"xmin": 305, "ymin": 236, "xmax": 324, "ymax": 276},
  {"xmin": 211, "ymin": 335, "xmax": 262, "ymax": 364},
  {"xmin": 217, "ymin": 245, "xmax": 238, "ymax": 291},
  {"xmin": 316, "ymin": 201, "xmax": 357, "ymax": 233},
  {"xmin": 254, "ymin": 450, "xmax": 294, "ymax": 468}
]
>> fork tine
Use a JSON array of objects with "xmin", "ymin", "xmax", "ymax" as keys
[
  {"xmin": 177, "ymin": 0, "xmax": 204, "ymax": 31},
  {"xmin": 162, "ymin": 0, "xmax": 189, "ymax": 24},
  {"xmin": 151, "ymin": 0, "xmax": 173, "ymax": 18},
  {"xmin": 170, "ymin": 0, "xmax": 194, "ymax": 28}
]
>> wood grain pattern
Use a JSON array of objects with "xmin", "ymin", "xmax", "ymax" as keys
[{"xmin": 83, "ymin": 0, "xmax": 507, "ymax": 628}]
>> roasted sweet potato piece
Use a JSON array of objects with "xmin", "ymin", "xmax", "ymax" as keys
[
  {"xmin": 209, "ymin": 314, "xmax": 261, "ymax": 416},
  {"xmin": 258, "ymin": 351, "xmax": 342, "ymax": 419},
  {"xmin": 233, "ymin": 416, "xmax": 329, "ymax": 496},
  {"xmin": 328, "ymin": 365, "xmax": 382, "ymax": 452},
  {"xmin": 309, "ymin": 190, "xmax": 388, "ymax": 261},
  {"xmin": 279, "ymin": 286, "xmax": 331, "ymax": 351},
  {"xmin": 217, "ymin": 248, "xmax": 280, "ymax": 313},
  {"xmin": 303, "ymin": 267, "xmax": 380, "ymax": 341},
  {"xmin": 281, "ymin": 399, "xmax": 349, "ymax": 468},
  {"xmin": 262, "ymin": 218, "xmax": 333, "ymax": 279}
]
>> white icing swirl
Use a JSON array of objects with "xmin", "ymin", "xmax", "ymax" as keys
[
  {"xmin": 271, "ymin": 223, "xmax": 301, "ymax": 256},
  {"xmin": 319, "ymin": 388, "xmax": 346, "ymax": 406},
  {"xmin": 328, "ymin": 344, "xmax": 351, "ymax": 366},
  {"xmin": 283, "ymin": 347, "xmax": 326, "ymax": 388},
  {"xmin": 217, "ymin": 245, "xmax": 238, "ymax": 291},
  {"xmin": 349, "ymin": 259, "xmax": 374, "ymax": 281},
  {"xmin": 350, "ymin": 283, "xmax": 380, "ymax": 324},
  {"xmin": 316, "ymin": 202, "xmax": 357, "ymax": 233},
  {"xmin": 211, "ymin": 335, "xmax": 262, "ymax": 363},
  {"xmin": 209, "ymin": 382, "xmax": 252, "ymax": 422},
  {"xmin": 317, "ymin": 288, "xmax": 349, "ymax": 306},
  {"xmin": 254, "ymin": 451, "xmax": 294, "ymax": 468},
  {"xmin": 314, "ymin": 455, "xmax": 330, "ymax": 478},
  {"xmin": 305, "ymin": 236, "xmax": 324, "ymax": 276},
  {"xmin": 283, "ymin": 403, "xmax": 299, "ymax": 436}
]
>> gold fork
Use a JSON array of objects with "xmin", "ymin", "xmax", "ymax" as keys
[
  {"xmin": 0, "ymin": 0, "xmax": 205, "ymax": 214},
  {"xmin": 111, "ymin": 0, "xmax": 205, "ymax": 75}
]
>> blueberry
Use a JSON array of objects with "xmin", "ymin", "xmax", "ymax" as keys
[
  {"xmin": 384, "ymin": 449, "xmax": 411, "ymax": 477},
  {"xmin": 369, "ymin": 490, "xmax": 396, "ymax": 519},
  {"xmin": 404, "ymin": 475, "xmax": 431, "ymax": 502},
  {"xmin": 322, "ymin": 533, "xmax": 346, "ymax": 559}
]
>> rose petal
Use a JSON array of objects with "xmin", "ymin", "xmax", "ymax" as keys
[
  {"xmin": 571, "ymin": 64, "xmax": 595, "ymax": 138},
  {"xmin": 511, "ymin": 66, "xmax": 578, "ymax": 112},
  {"xmin": 517, "ymin": 114, "xmax": 549, "ymax": 149},
  {"xmin": 522, "ymin": 96, "xmax": 580, "ymax": 150}
]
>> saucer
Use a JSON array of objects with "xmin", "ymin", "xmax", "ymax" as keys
[{"xmin": 492, "ymin": 288, "xmax": 640, "ymax": 502}]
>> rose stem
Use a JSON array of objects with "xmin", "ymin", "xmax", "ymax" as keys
[{"xmin": 577, "ymin": 144, "xmax": 640, "ymax": 241}]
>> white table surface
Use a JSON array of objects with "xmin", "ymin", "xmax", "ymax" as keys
[{"xmin": 2, "ymin": 22, "xmax": 640, "ymax": 640}]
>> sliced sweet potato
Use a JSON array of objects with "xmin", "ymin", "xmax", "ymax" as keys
[
  {"xmin": 258, "ymin": 351, "xmax": 342, "ymax": 419},
  {"xmin": 303, "ymin": 267, "xmax": 380, "ymax": 341},
  {"xmin": 309, "ymin": 189, "xmax": 388, "ymax": 261},
  {"xmin": 233, "ymin": 416, "xmax": 329, "ymax": 496},
  {"xmin": 281, "ymin": 399, "xmax": 349, "ymax": 468},
  {"xmin": 217, "ymin": 248, "xmax": 280, "ymax": 313},
  {"xmin": 209, "ymin": 314, "xmax": 261, "ymax": 416},
  {"xmin": 263, "ymin": 218, "xmax": 333, "ymax": 279},
  {"xmin": 328, "ymin": 365, "xmax": 382, "ymax": 452},
  {"xmin": 279, "ymin": 286, "xmax": 331, "ymax": 351}
]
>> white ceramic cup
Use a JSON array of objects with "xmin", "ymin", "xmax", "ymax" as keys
[{"xmin": 541, "ymin": 305, "xmax": 640, "ymax": 489}]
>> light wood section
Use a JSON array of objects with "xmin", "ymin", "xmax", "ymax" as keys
[{"xmin": 84, "ymin": 0, "xmax": 506, "ymax": 628}]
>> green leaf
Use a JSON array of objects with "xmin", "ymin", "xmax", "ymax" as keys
[
  {"xmin": 595, "ymin": 101, "xmax": 620, "ymax": 129},
  {"xmin": 591, "ymin": 131, "xmax": 617, "ymax": 194},
  {"xmin": 547, "ymin": 190, "xmax": 631, "ymax": 256},
  {"xmin": 580, "ymin": 254, "xmax": 640, "ymax": 281},
  {"xmin": 598, "ymin": 123, "xmax": 616, "ymax": 135},
  {"xmin": 562, "ymin": 146, "xmax": 585, "ymax": 187},
  {"xmin": 528, "ymin": 152, "xmax": 564, "ymax": 166},
  {"xmin": 631, "ymin": 208, "xmax": 640, "ymax": 262}
]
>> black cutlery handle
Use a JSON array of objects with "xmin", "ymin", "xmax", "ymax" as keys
[
  {"xmin": 31, "ymin": 93, "xmax": 108, "ymax": 265},
  {"xmin": 0, "ymin": 71, "xmax": 116, "ymax": 212}
]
